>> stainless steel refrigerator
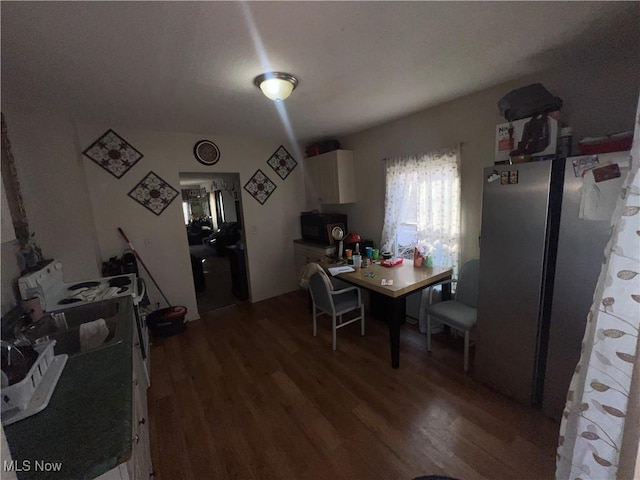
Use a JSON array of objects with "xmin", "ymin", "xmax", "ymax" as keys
[{"xmin": 475, "ymin": 154, "xmax": 628, "ymax": 419}]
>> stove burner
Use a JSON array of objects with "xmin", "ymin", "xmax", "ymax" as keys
[
  {"xmin": 58, "ymin": 298, "xmax": 82, "ymax": 305},
  {"xmin": 68, "ymin": 281, "xmax": 101, "ymax": 291},
  {"xmin": 108, "ymin": 276, "xmax": 132, "ymax": 288}
]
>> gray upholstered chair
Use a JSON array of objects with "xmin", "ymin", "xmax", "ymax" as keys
[
  {"xmin": 419, "ymin": 258, "xmax": 480, "ymax": 372},
  {"xmin": 308, "ymin": 270, "xmax": 365, "ymax": 350}
]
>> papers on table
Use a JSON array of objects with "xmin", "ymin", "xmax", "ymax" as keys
[{"xmin": 327, "ymin": 266, "xmax": 355, "ymax": 276}]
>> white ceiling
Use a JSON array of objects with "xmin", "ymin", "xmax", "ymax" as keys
[{"xmin": 2, "ymin": 2, "xmax": 638, "ymax": 144}]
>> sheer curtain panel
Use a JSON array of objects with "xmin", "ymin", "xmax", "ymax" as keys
[{"xmin": 380, "ymin": 145, "xmax": 461, "ymax": 274}]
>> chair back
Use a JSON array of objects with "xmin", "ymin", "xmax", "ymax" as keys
[
  {"xmin": 456, "ymin": 258, "xmax": 480, "ymax": 308},
  {"xmin": 309, "ymin": 271, "xmax": 335, "ymax": 313}
]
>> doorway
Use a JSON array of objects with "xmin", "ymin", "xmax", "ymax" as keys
[{"xmin": 179, "ymin": 172, "xmax": 249, "ymax": 314}]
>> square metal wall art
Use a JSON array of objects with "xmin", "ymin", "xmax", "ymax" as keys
[
  {"xmin": 244, "ymin": 169, "xmax": 277, "ymax": 205},
  {"xmin": 267, "ymin": 145, "xmax": 297, "ymax": 180},
  {"xmin": 128, "ymin": 171, "xmax": 179, "ymax": 216},
  {"xmin": 82, "ymin": 129, "xmax": 143, "ymax": 178}
]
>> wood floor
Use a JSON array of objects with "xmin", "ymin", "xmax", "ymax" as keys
[{"xmin": 148, "ymin": 290, "xmax": 559, "ymax": 480}]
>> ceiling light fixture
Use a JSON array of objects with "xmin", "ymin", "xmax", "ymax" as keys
[{"xmin": 253, "ymin": 72, "xmax": 298, "ymax": 101}]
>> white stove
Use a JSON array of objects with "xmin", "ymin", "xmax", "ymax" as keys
[
  {"xmin": 18, "ymin": 261, "xmax": 143, "ymax": 312},
  {"xmin": 18, "ymin": 259, "xmax": 151, "ymax": 386}
]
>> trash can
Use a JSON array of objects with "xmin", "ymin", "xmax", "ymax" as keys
[{"xmin": 147, "ymin": 306, "xmax": 188, "ymax": 337}]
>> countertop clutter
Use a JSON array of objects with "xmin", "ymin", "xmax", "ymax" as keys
[{"xmin": 3, "ymin": 298, "xmax": 138, "ymax": 480}]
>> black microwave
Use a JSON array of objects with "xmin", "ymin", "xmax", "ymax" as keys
[{"xmin": 300, "ymin": 213, "xmax": 348, "ymax": 245}]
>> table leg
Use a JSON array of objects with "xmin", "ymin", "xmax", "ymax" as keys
[
  {"xmin": 440, "ymin": 281, "xmax": 453, "ymax": 335},
  {"xmin": 389, "ymin": 297, "xmax": 406, "ymax": 369},
  {"xmin": 366, "ymin": 275, "xmax": 451, "ymax": 369},
  {"xmin": 441, "ymin": 281, "xmax": 452, "ymax": 301}
]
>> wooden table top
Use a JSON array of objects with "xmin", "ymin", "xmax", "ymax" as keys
[{"xmin": 333, "ymin": 261, "xmax": 452, "ymax": 298}]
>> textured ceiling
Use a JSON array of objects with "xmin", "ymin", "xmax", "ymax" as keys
[{"xmin": 2, "ymin": 2, "xmax": 638, "ymax": 144}]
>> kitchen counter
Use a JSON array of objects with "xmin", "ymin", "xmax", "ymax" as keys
[{"xmin": 3, "ymin": 298, "xmax": 134, "ymax": 480}]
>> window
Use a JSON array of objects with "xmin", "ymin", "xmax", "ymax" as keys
[
  {"xmin": 381, "ymin": 146, "xmax": 461, "ymax": 274},
  {"xmin": 182, "ymin": 201, "xmax": 191, "ymax": 225}
]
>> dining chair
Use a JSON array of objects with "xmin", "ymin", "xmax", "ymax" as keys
[
  {"xmin": 308, "ymin": 269, "xmax": 365, "ymax": 350},
  {"xmin": 419, "ymin": 258, "xmax": 480, "ymax": 372}
]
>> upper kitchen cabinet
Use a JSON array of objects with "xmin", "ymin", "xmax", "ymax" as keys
[{"xmin": 304, "ymin": 149, "xmax": 356, "ymax": 205}]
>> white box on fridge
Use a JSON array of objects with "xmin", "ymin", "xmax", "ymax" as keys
[{"xmin": 495, "ymin": 114, "xmax": 558, "ymax": 162}]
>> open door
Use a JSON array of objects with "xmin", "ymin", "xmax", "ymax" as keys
[{"xmin": 178, "ymin": 172, "xmax": 249, "ymax": 315}]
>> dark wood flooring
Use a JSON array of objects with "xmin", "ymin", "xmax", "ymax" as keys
[{"xmin": 148, "ymin": 290, "xmax": 559, "ymax": 479}]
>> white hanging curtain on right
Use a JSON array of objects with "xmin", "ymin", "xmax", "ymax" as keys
[{"xmin": 556, "ymin": 96, "xmax": 640, "ymax": 480}]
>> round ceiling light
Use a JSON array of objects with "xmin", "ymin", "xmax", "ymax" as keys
[{"xmin": 253, "ymin": 72, "xmax": 298, "ymax": 101}]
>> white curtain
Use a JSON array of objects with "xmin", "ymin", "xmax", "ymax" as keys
[
  {"xmin": 380, "ymin": 145, "xmax": 461, "ymax": 273},
  {"xmin": 556, "ymin": 99, "xmax": 640, "ymax": 479}
]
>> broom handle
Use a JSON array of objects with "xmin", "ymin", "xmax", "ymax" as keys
[{"xmin": 117, "ymin": 227, "xmax": 171, "ymax": 308}]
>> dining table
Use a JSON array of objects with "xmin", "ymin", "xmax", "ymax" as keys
[{"xmin": 332, "ymin": 261, "xmax": 453, "ymax": 368}]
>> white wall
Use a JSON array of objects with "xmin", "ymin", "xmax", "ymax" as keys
[
  {"xmin": 77, "ymin": 125, "xmax": 304, "ymax": 319},
  {"xmin": 1, "ymin": 241, "xmax": 21, "ymax": 315},
  {"xmin": 1, "ymin": 179, "xmax": 16, "ymax": 243},
  {"xmin": 0, "ymin": 111, "xmax": 305, "ymax": 319},
  {"xmin": 336, "ymin": 54, "xmax": 640, "ymax": 264},
  {"xmin": 1, "ymin": 176, "xmax": 20, "ymax": 314},
  {"xmin": 1, "ymin": 110, "xmax": 102, "ymax": 284}
]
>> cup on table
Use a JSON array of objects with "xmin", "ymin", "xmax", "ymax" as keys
[
  {"xmin": 365, "ymin": 247, "xmax": 373, "ymax": 258},
  {"xmin": 345, "ymin": 249, "xmax": 353, "ymax": 259},
  {"xmin": 353, "ymin": 254, "xmax": 362, "ymax": 270},
  {"xmin": 372, "ymin": 249, "xmax": 380, "ymax": 261}
]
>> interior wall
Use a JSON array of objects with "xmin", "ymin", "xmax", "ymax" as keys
[
  {"xmin": 335, "ymin": 54, "xmax": 640, "ymax": 264},
  {"xmin": 0, "ymin": 107, "xmax": 304, "ymax": 319},
  {"xmin": 1, "ymin": 241, "xmax": 21, "ymax": 315},
  {"xmin": 1, "ymin": 176, "xmax": 20, "ymax": 314},
  {"xmin": 1, "ymin": 109, "xmax": 102, "ymax": 292},
  {"xmin": 77, "ymin": 125, "xmax": 304, "ymax": 319}
]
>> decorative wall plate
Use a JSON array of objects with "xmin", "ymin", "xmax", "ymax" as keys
[
  {"xmin": 193, "ymin": 140, "xmax": 220, "ymax": 166},
  {"xmin": 244, "ymin": 169, "xmax": 277, "ymax": 205},
  {"xmin": 267, "ymin": 145, "xmax": 297, "ymax": 179},
  {"xmin": 82, "ymin": 129, "xmax": 143, "ymax": 178},
  {"xmin": 128, "ymin": 171, "xmax": 179, "ymax": 216}
]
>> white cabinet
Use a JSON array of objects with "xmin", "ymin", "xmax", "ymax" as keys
[
  {"xmin": 96, "ymin": 327, "xmax": 152, "ymax": 480},
  {"xmin": 305, "ymin": 149, "xmax": 356, "ymax": 205},
  {"xmin": 129, "ymin": 337, "xmax": 152, "ymax": 480},
  {"xmin": 293, "ymin": 240, "xmax": 336, "ymax": 280}
]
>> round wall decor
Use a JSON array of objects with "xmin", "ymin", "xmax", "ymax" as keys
[{"xmin": 193, "ymin": 140, "xmax": 220, "ymax": 166}]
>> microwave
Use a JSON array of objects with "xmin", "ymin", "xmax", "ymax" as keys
[{"xmin": 300, "ymin": 213, "xmax": 348, "ymax": 245}]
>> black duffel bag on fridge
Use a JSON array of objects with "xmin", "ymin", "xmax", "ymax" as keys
[{"xmin": 498, "ymin": 83, "xmax": 563, "ymax": 122}]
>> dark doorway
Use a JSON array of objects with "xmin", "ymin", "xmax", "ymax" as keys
[{"xmin": 178, "ymin": 172, "xmax": 249, "ymax": 315}]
